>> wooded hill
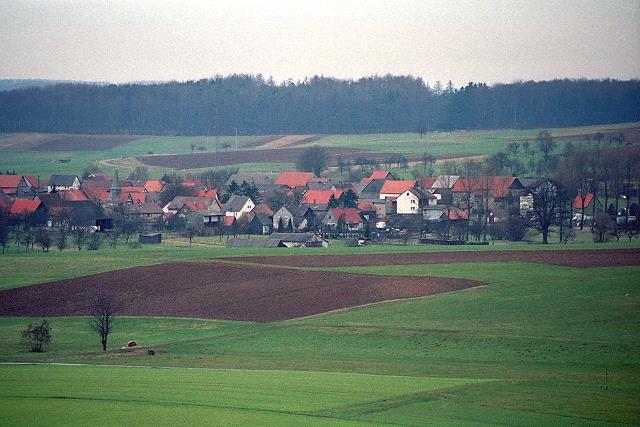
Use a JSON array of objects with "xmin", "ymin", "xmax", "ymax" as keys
[{"xmin": 0, "ymin": 75, "xmax": 638, "ymax": 135}]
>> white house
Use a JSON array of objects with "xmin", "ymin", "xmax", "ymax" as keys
[
  {"xmin": 48, "ymin": 175, "xmax": 81, "ymax": 192},
  {"xmin": 396, "ymin": 187, "xmax": 438, "ymax": 214},
  {"xmin": 224, "ymin": 195, "xmax": 255, "ymax": 219}
]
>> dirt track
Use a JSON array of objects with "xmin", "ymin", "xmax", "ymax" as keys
[
  {"xmin": 0, "ymin": 263, "xmax": 479, "ymax": 322},
  {"xmin": 228, "ymin": 248, "xmax": 640, "ymax": 268}
]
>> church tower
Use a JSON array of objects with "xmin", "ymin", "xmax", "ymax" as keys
[{"xmin": 108, "ymin": 169, "xmax": 121, "ymax": 203}]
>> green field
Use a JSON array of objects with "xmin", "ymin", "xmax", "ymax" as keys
[
  {"xmin": 0, "ymin": 242, "xmax": 639, "ymax": 424},
  {"xmin": 2, "ymin": 237, "xmax": 639, "ymax": 290},
  {"xmin": 1, "ymin": 122, "xmax": 636, "ymax": 177}
]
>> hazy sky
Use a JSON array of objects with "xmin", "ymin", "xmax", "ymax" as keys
[{"xmin": 1, "ymin": 0, "xmax": 639, "ymax": 86}]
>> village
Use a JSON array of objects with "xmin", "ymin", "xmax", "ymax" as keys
[{"xmin": 1, "ymin": 161, "xmax": 629, "ymax": 251}]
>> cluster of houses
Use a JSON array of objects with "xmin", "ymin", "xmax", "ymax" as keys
[{"xmin": 1, "ymin": 167, "xmax": 608, "ymax": 246}]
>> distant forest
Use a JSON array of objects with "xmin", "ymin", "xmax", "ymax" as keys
[{"xmin": 0, "ymin": 75, "xmax": 638, "ymax": 135}]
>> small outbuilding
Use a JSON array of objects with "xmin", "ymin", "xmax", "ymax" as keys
[{"xmin": 139, "ymin": 233, "xmax": 162, "ymax": 244}]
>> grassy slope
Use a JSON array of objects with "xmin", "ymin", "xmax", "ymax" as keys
[
  {"xmin": 1, "ymin": 261, "xmax": 638, "ymax": 424},
  {"xmin": 2, "ymin": 122, "xmax": 636, "ymax": 176}
]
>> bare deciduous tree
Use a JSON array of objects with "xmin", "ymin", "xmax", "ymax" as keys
[{"xmin": 90, "ymin": 295, "xmax": 118, "ymax": 352}]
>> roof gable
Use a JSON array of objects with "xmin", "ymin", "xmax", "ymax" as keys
[
  {"xmin": 10, "ymin": 198, "xmax": 42, "ymax": 215},
  {"xmin": 302, "ymin": 189, "xmax": 344, "ymax": 205},
  {"xmin": 274, "ymin": 171, "xmax": 314, "ymax": 188},
  {"xmin": 380, "ymin": 180, "xmax": 416, "ymax": 195},
  {"xmin": 328, "ymin": 207, "xmax": 362, "ymax": 224}
]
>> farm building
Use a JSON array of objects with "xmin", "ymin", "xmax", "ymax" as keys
[
  {"xmin": 224, "ymin": 195, "xmax": 255, "ymax": 219},
  {"xmin": 249, "ymin": 213, "xmax": 273, "ymax": 235},
  {"xmin": 48, "ymin": 174, "xmax": 81, "ymax": 192},
  {"xmin": 139, "ymin": 233, "xmax": 162, "ymax": 244},
  {"xmin": 227, "ymin": 232, "xmax": 329, "ymax": 248}
]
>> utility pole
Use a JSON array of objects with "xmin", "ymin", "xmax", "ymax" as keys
[{"xmin": 234, "ymin": 128, "xmax": 239, "ymax": 151}]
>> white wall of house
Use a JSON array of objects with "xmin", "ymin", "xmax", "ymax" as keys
[
  {"xmin": 396, "ymin": 190, "xmax": 422, "ymax": 214},
  {"xmin": 226, "ymin": 198, "xmax": 255, "ymax": 218}
]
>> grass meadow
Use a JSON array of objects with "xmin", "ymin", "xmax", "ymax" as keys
[
  {"xmin": 1, "ymin": 122, "xmax": 636, "ymax": 177},
  {"xmin": 0, "ymin": 246, "xmax": 638, "ymax": 424}
]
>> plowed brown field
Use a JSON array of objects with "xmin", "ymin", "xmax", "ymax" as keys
[
  {"xmin": 0, "ymin": 262, "xmax": 479, "ymax": 322},
  {"xmin": 137, "ymin": 147, "xmax": 406, "ymax": 169},
  {"xmin": 229, "ymin": 248, "xmax": 640, "ymax": 268}
]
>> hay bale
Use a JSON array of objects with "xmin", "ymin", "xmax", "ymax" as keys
[{"xmin": 127, "ymin": 340, "xmax": 137, "ymax": 348}]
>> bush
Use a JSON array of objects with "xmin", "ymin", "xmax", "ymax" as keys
[
  {"xmin": 22, "ymin": 319, "xmax": 52, "ymax": 352},
  {"xmin": 343, "ymin": 238, "xmax": 359, "ymax": 247},
  {"xmin": 505, "ymin": 215, "xmax": 526, "ymax": 241},
  {"xmin": 592, "ymin": 212, "xmax": 616, "ymax": 243},
  {"xmin": 87, "ymin": 232, "xmax": 102, "ymax": 250},
  {"xmin": 127, "ymin": 241, "xmax": 141, "ymax": 249}
]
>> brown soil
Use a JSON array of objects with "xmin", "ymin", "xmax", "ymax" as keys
[
  {"xmin": 0, "ymin": 262, "xmax": 479, "ymax": 322},
  {"xmin": 259, "ymin": 135, "xmax": 317, "ymax": 149},
  {"xmin": 136, "ymin": 147, "xmax": 411, "ymax": 169},
  {"xmin": 136, "ymin": 147, "xmax": 482, "ymax": 170},
  {"xmin": 228, "ymin": 248, "xmax": 640, "ymax": 269}
]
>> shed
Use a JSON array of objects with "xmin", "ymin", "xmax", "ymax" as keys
[{"xmin": 139, "ymin": 233, "xmax": 162, "ymax": 244}]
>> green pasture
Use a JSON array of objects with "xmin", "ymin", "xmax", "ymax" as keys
[
  {"xmin": 1, "ymin": 122, "xmax": 636, "ymax": 177},
  {"xmin": 0, "ymin": 364, "xmax": 490, "ymax": 426},
  {"xmin": 0, "ymin": 257, "xmax": 639, "ymax": 424},
  {"xmin": 302, "ymin": 122, "xmax": 638, "ymax": 156}
]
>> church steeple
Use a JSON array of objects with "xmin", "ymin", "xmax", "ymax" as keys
[{"xmin": 109, "ymin": 169, "xmax": 121, "ymax": 202}]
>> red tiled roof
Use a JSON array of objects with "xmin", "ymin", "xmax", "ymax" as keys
[
  {"xmin": 183, "ymin": 199, "xmax": 212, "ymax": 213},
  {"xmin": 182, "ymin": 180, "xmax": 205, "ymax": 188},
  {"xmin": 10, "ymin": 198, "xmax": 41, "ymax": 216},
  {"xmin": 223, "ymin": 216, "xmax": 235, "ymax": 226},
  {"xmin": 254, "ymin": 203, "xmax": 274, "ymax": 216},
  {"xmin": 302, "ymin": 189, "xmax": 344, "ymax": 205},
  {"xmin": 573, "ymin": 194, "xmax": 594, "ymax": 209},
  {"xmin": 452, "ymin": 176, "xmax": 519, "ymax": 198},
  {"xmin": 419, "ymin": 177, "xmax": 437, "ymax": 189},
  {"xmin": 82, "ymin": 186, "xmax": 110, "ymax": 202},
  {"xmin": 120, "ymin": 192, "xmax": 146, "ymax": 204},
  {"xmin": 24, "ymin": 175, "xmax": 39, "ymax": 188},
  {"xmin": 380, "ymin": 180, "xmax": 416, "ymax": 195},
  {"xmin": 195, "ymin": 189, "xmax": 218, "ymax": 200},
  {"xmin": 446, "ymin": 208, "xmax": 469, "ymax": 221},
  {"xmin": 357, "ymin": 201, "xmax": 376, "ymax": 211},
  {"xmin": 330, "ymin": 207, "xmax": 362, "ymax": 224},
  {"xmin": 0, "ymin": 175, "xmax": 22, "ymax": 193},
  {"xmin": 360, "ymin": 170, "xmax": 392, "ymax": 186},
  {"xmin": 274, "ymin": 171, "xmax": 314, "ymax": 188},
  {"xmin": 144, "ymin": 179, "xmax": 164, "ymax": 192},
  {"xmin": 57, "ymin": 189, "xmax": 88, "ymax": 202}
]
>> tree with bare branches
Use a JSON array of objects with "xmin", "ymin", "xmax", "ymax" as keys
[{"xmin": 90, "ymin": 295, "xmax": 118, "ymax": 351}]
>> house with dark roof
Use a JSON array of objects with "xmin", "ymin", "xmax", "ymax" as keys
[
  {"xmin": 224, "ymin": 195, "xmax": 255, "ymax": 219},
  {"xmin": 395, "ymin": 187, "xmax": 438, "ymax": 214},
  {"xmin": 359, "ymin": 179, "xmax": 387, "ymax": 200},
  {"xmin": 0, "ymin": 189, "xmax": 13, "ymax": 214},
  {"xmin": 225, "ymin": 173, "xmax": 276, "ymax": 189},
  {"xmin": 124, "ymin": 203, "xmax": 164, "ymax": 222},
  {"xmin": 48, "ymin": 174, "xmax": 81, "ymax": 192},
  {"xmin": 248, "ymin": 213, "xmax": 273, "ymax": 235},
  {"xmin": 272, "ymin": 206, "xmax": 300, "ymax": 232},
  {"xmin": 227, "ymin": 232, "xmax": 329, "ymax": 248}
]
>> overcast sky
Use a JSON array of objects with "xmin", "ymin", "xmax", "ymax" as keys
[{"xmin": 1, "ymin": 0, "xmax": 639, "ymax": 86}]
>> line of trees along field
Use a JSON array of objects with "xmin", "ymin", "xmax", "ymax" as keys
[{"xmin": 0, "ymin": 75, "xmax": 638, "ymax": 135}]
